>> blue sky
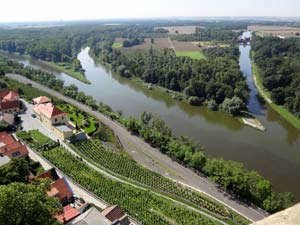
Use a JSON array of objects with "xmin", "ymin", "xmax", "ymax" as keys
[{"xmin": 1, "ymin": 0, "xmax": 299, "ymax": 22}]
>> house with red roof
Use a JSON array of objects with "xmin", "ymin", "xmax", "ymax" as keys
[
  {"xmin": 33, "ymin": 100, "xmax": 75, "ymax": 139},
  {"xmin": 33, "ymin": 96, "xmax": 51, "ymax": 105},
  {"xmin": 36, "ymin": 168, "xmax": 60, "ymax": 181},
  {"xmin": 55, "ymin": 205, "xmax": 80, "ymax": 224},
  {"xmin": 0, "ymin": 131, "xmax": 29, "ymax": 159},
  {"xmin": 47, "ymin": 177, "xmax": 74, "ymax": 206},
  {"xmin": 101, "ymin": 205, "xmax": 130, "ymax": 225},
  {"xmin": 0, "ymin": 90, "xmax": 20, "ymax": 114}
]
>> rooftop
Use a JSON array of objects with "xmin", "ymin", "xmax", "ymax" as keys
[
  {"xmin": 34, "ymin": 102, "xmax": 66, "ymax": 119},
  {"xmin": 50, "ymin": 178, "xmax": 73, "ymax": 201},
  {"xmin": 55, "ymin": 125, "xmax": 73, "ymax": 133},
  {"xmin": 55, "ymin": 205, "xmax": 80, "ymax": 224},
  {"xmin": 0, "ymin": 113, "xmax": 15, "ymax": 125},
  {"xmin": 33, "ymin": 96, "xmax": 51, "ymax": 105},
  {"xmin": 68, "ymin": 207, "xmax": 111, "ymax": 225},
  {"xmin": 0, "ymin": 132, "xmax": 29, "ymax": 158},
  {"xmin": 101, "ymin": 205, "xmax": 126, "ymax": 223},
  {"xmin": 0, "ymin": 90, "xmax": 19, "ymax": 102}
]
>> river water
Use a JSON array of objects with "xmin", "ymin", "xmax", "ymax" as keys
[{"xmin": 4, "ymin": 35, "xmax": 300, "ymax": 200}]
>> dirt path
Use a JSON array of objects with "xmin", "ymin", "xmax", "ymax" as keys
[
  {"xmin": 253, "ymin": 73, "xmax": 272, "ymax": 104},
  {"xmin": 168, "ymin": 35, "xmax": 176, "ymax": 52},
  {"xmin": 7, "ymin": 73, "xmax": 268, "ymax": 222}
]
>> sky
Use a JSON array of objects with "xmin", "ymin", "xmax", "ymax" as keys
[{"xmin": 1, "ymin": 0, "xmax": 300, "ymax": 23}]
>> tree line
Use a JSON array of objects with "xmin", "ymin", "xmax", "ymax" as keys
[
  {"xmin": 94, "ymin": 46, "xmax": 249, "ymax": 115},
  {"xmin": 252, "ymin": 35, "xmax": 300, "ymax": 118},
  {"xmin": 171, "ymin": 28, "xmax": 241, "ymax": 42}
]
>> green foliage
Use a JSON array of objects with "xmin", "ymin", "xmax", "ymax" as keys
[
  {"xmin": 171, "ymin": 28, "xmax": 240, "ymax": 42},
  {"xmin": 0, "ymin": 182, "xmax": 62, "ymax": 225},
  {"xmin": 71, "ymin": 139, "xmax": 228, "ymax": 217},
  {"xmin": 0, "ymin": 158, "xmax": 29, "ymax": 185},
  {"xmin": 220, "ymin": 97, "xmax": 247, "ymax": 116},
  {"xmin": 252, "ymin": 35, "xmax": 300, "ymax": 118},
  {"xmin": 175, "ymin": 51, "xmax": 206, "ymax": 60},
  {"xmin": 40, "ymin": 146, "xmax": 219, "ymax": 225},
  {"xmin": 101, "ymin": 48, "xmax": 248, "ymax": 113}
]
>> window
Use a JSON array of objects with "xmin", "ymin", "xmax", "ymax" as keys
[
  {"xmin": 12, "ymin": 151, "xmax": 21, "ymax": 157},
  {"xmin": 55, "ymin": 118, "xmax": 57, "ymax": 122}
]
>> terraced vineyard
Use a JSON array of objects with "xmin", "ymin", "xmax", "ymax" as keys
[
  {"xmin": 41, "ymin": 146, "xmax": 221, "ymax": 225},
  {"xmin": 18, "ymin": 130, "xmax": 249, "ymax": 225},
  {"xmin": 72, "ymin": 140, "xmax": 229, "ymax": 217}
]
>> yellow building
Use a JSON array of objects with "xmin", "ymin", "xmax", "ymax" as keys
[{"xmin": 33, "ymin": 101, "xmax": 75, "ymax": 139}]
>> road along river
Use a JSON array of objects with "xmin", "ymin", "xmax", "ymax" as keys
[{"xmin": 2, "ymin": 38, "xmax": 300, "ymax": 202}]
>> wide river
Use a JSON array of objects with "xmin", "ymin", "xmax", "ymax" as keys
[{"xmin": 4, "ymin": 34, "xmax": 300, "ymax": 200}]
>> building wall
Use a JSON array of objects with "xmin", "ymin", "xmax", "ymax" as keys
[
  {"xmin": 50, "ymin": 115, "xmax": 68, "ymax": 125},
  {"xmin": 2, "ymin": 107, "xmax": 20, "ymax": 114},
  {"xmin": 53, "ymin": 127, "xmax": 74, "ymax": 140}
]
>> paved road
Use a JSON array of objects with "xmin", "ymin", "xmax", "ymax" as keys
[
  {"xmin": 19, "ymin": 101, "xmax": 226, "ymax": 225},
  {"xmin": 8, "ymin": 73, "xmax": 268, "ymax": 221}
]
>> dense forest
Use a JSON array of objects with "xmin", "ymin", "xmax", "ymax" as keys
[
  {"xmin": 0, "ymin": 58, "xmax": 294, "ymax": 213},
  {"xmin": 252, "ymin": 35, "xmax": 300, "ymax": 118},
  {"xmin": 171, "ymin": 28, "xmax": 241, "ymax": 42},
  {"xmin": 95, "ymin": 45, "xmax": 249, "ymax": 115}
]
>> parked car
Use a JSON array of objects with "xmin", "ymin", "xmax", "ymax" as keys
[{"xmin": 31, "ymin": 114, "xmax": 36, "ymax": 118}]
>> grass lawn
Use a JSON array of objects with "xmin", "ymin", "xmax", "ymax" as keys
[
  {"xmin": 41, "ymin": 61, "xmax": 91, "ymax": 84},
  {"xmin": 57, "ymin": 104, "xmax": 98, "ymax": 134},
  {"xmin": 112, "ymin": 42, "xmax": 123, "ymax": 49},
  {"xmin": 252, "ymin": 60, "xmax": 300, "ymax": 129},
  {"xmin": 175, "ymin": 51, "xmax": 206, "ymax": 60}
]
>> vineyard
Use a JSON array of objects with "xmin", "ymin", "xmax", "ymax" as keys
[
  {"xmin": 41, "ymin": 146, "xmax": 220, "ymax": 225},
  {"xmin": 72, "ymin": 139, "xmax": 230, "ymax": 217},
  {"xmin": 17, "ymin": 130, "xmax": 250, "ymax": 225}
]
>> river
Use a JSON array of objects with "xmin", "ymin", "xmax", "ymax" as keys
[{"xmin": 3, "ymin": 34, "xmax": 300, "ymax": 200}]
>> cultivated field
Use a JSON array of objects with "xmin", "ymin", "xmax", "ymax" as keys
[
  {"xmin": 248, "ymin": 25, "xmax": 300, "ymax": 37},
  {"xmin": 154, "ymin": 26, "xmax": 198, "ymax": 34},
  {"xmin": 172, "ymin": 40, "xmax": 201, "ymax": 51},
  {"xmin": 175, "ymin": 51, "xmax": 206, "ymax": 60}
]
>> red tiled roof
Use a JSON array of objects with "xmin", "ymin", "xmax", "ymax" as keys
[
  {"xmin": 0, "ymin": 132, "xmax": 29, "ymax": 158},
  {"xmin": 51, "ymin": 178, "xmax": 73, "ymax": 201},
  {"xmin": 0, "ymin": 131, "xmax": 16, "ymax": 145},
  {"xmin": 3, "ymin": 90, "xmax": 19, "ymax": 102},
  {"xmin": 34, "ymin": 103, "xmax": 66, "ymax": 119},
  {"xmin": 36, "ymin": 168, "xmax": 59, "ymax": 181},
  {"xmin": 33, "ymin": 96, "xmax": 51, "ymax": 105},
  {"xmin": 0, "ymin": 100, "xmax": 19, "ymax": 110},
  {"xmin": 0, "ymin": 90, "xmax": 19, "ymax": 100},
  {"xmin": 101, "ymin": 205, "xmax": 125, "ymax": 222},
  {"xmin": 55, "ymin": 205, "xmax": 80, "ymax": 224}
]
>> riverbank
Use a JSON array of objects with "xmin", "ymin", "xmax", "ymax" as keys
[
  {"xmin": 0, "ymin": 50, "xmax": 90, "ymax": 84},
  {"xmin": 6, "ymin": 73, "xmax": 270, "ymax": 222},
  {"xmin": 251, "ymin": 56, "xmax": 300, "ymax": 129},
  {"xmin": 38, "ymin": 60, "xmax": 91, "ymax": 84}
]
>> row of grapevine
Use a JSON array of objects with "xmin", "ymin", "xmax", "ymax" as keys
[
  {"xmin": 41, "ymin": 147, "xmax": 220, "ymax": 225},
  {"xmin": 72, "ymin": 139, "xmax": 229, "ymax": 217}
]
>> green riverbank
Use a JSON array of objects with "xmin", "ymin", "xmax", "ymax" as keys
[
  {"xmin": 252, "ymin": 58, "xmax": 300, "ymax": 129},
  {"xmin": 40, "ymin": 60, "xmax": 91, "ymax": 84}
]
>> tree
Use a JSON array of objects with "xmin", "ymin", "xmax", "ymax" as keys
[
  {"xmin": 0, "ymin": 158, "xmax": 29, "ymax": 185},
  {"xmin": 220, "ymin": 97, "xmax": 246, "ymax": 115},
  {"xmin": 141, "ymin": 112, "xmax": 152, "ymax": 125},
  {"xmin": 0, "ymin": 182, "xmax": 62, "ymax": 225}
]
